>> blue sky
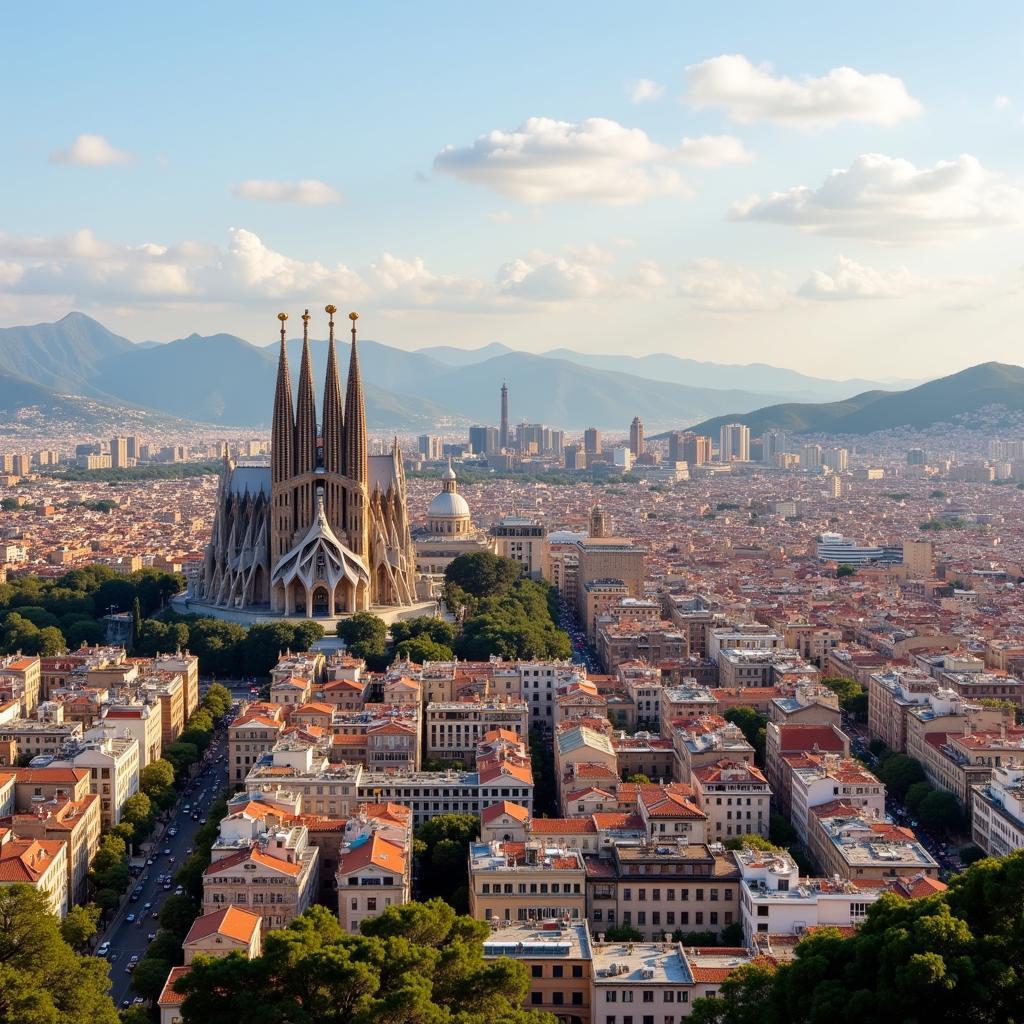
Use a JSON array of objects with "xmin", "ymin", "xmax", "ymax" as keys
[{"xmin": 2, "ymin": 1, "xmax": 1022, "ymax": 377}]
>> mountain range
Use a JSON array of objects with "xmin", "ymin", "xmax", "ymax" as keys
[
  {"xmin": 687, "ymin": 362, "xmax": 1024, "ymax": 437},
  {"xmin": 0, "ymin": 312, "xmax": 997, "ymax": 435}
]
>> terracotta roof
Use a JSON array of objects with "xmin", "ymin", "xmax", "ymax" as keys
[
  {"xmin": 0, "ymin": 837, "xmax": 64, "ymax": 881},
  {"xmin": 481, "ymin": 800, "xmax": 531, "ymax": 824},
  {"xmin": 338, "ymin": 832, "xmax": 406, "ymax": 874},
  {"xmin": 529, "ymin": 817, "xmax": 596, "ymax": 834},
  {"xmin": 158, "ymin": 965, "xmax": 191, "ymax": 1007},
  {"xmin": 13, "ymin": 768, "xmax": 89, "ymax": 785},
  {"xmin": 184, "ymin": 906, "xmax": 261, "ymax": 945},
  {"xmin": 776, "ymin": 725, "xmax": 846, "ymax": 752},
  {"xmin": 205, "ymin": 845, "xmax": 302, "ymax": 877}
]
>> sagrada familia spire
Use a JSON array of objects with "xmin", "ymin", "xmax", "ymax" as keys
[{"xmin": 197, "ymin": 307, "xmax": 417, "ymax": 618}]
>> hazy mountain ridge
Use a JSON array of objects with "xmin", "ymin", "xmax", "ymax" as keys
[{"xmin": 687, "ymin": 362, "xmax": 1024, "ymax": 437}]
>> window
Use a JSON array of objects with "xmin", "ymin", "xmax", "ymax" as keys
[
  {"xmin": 572, "ymin": 965, "xmax": 583, "ymax": 978},
  {"xmin": 606, "ymin": 992, "xmax": 617, "ymax": 1003},
  {"xmin": 552, "ymin": 966, "xmax": 563, "ymax": 978},
  {"xmin": 643, "ymin": 991, "xmax": 655, "ymax": 1003},
  {"xmin": 531, "ymin": 993, "xmax": 542, "ymax": 1005}
]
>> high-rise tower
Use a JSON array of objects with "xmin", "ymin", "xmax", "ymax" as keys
[
  {"xmin": 629, "ymin": 416, "xmax": 645, "ymax": 457},
  {"xmin": 500, "ymin": 382, "xmax": 509, "ymax": 450}
]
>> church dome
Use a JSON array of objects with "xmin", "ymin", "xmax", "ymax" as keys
[
  {"xmin": 428, "ymin": 489, "xmax": 471, "ymax": 519},
  {"xmin": 427, "ymin": 460, "xmax": 473, "ymax": 534}
]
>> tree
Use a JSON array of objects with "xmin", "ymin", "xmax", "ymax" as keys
[
  {"xmin": 60, "ymin": 902, "xmax": 100, "ymax": 950},
  {"xmin": 141, "ymin": 758, "xmax": 177, "ymax": 811},
  {"xmin": 202, "ymin": 683, "xmax": 232, "ymax": 719},
  {"xmin": 836, "ymin": 563, "xmax": 856, "ymax": 577},
  {"xmin": 121, "ymin": 791, "xmax": 154, "ymax": 840},
  {"xmin": 132, "ymin": 956, "xmax": 173, "ymax": 1001},
  {"xmin": 131, "ymin": 596, "xmax": 142, "ymax": 647},
  {"xmin": 444, "ymin": 551, "xmax": 523, "ymax": 601},
  {"xmin": 626, "ymin": 773, "xmax": 652, "ymax": 784},
  {"xmin": 0, "ymin": 885, "xmax": 119, "ymax": 1023},
  {"xmin": 175, "ymin": 900, "xmax": 553, "ymax": 1024},
  {"xmin": 390, "ymin": 616, "xmax": 457, "ymax": 647},
  {"xmin": 724, "ymin": 835, "xmax": 780, "ymax": 852},
  {"xmin": 689, "ymin": 850, "xmax": 1024, "ymax": 1024},
  {"xmin": 394, "ymin": 634, "xmax": 454, "ymax": 663},
  {"xmin": 603, "ymin": 925, "xmax": 644, "ymax": 942},
  {"xmin": 35, "ymin": 625, "xmax": 66, "ymax": 656},
  {"xmin": 159, "ymin": 894, "xmax": 200, "ymax": 938},
  {"xmin": 875, "ymin": 752, "xmax": 926, "ymax": 800},
  {"xmin": 414, "ymin": 813, "xmax": 480, "ymax": 912},
  {"xmin": 905, "ymin": 780, "xmax": 933, "ymax": 816},
  {"xmin": 918, "ymin": 789, "xmax": 963, "ymax": 833},
  {"xmin": 163, "ymin": 741, "xmax": 199, "ymax": 777},
  {"xmin": 723, "ymin": 706, "xmax": 767, "ymax": 765},
  {"xmin": 768, "ymin": 813, "xmax": 798, "ymax": 848},
  {"xmin": 336, "ymin": 612, "xmax": 388, "ymax": 662}
]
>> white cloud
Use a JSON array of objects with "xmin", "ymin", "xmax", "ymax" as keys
[
  {"xmin": 798, "ymin": 255, "xmax": 928, "ymax": 300},
  {"xmin": 49, "ymin": 134, "xmax": 133, "ymax": 166},
  {"xmin": 674, "ymin": 135, "xmax": 753, "ymax": 167},
  {"xmin": 732, "ymin": 153, "xmax": 1024, "ymax": 243},
  {"xmin": 625, "ymin": 259, "xmax": 666, "ymax": 293},
  {"xmin": 678, "ymin": 258, "xmax": 789, "ymax": 312},
  {"xmin": 496, "ymin": 249, "xmax": 610, "ymax": 301},
  {"xmin": 231, "ymin": 179, "xmax": 343, "ymax": 204},
  {"xmin": 995, "ymin": 94, "xmax": 1011, "ymax": 109},
  {"xmin": 434, "ymin": 117, "xmax": 692, "ymax": 204},
  {"xmin": 684, "ymin": 54, "xmax": 922, "ymax": 126},
  {"xmin": 434, "ymin": 117, "xmax": 751, "ymax": 204},
  {"xmin": 363, "ymin": 253, "xmax": 484, "ymax": 306},
  {"xmin": 630, "ymin": 79, "xmax": 665, "ymax": 103}
]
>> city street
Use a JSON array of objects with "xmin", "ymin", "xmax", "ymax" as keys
[
  {"xmin": 558, "ymin": 599, "xmax": 600, "ymax": 672},
  {"xmin": 102, "ymin": 741, "xmax": 229, "ymax": 1009}
]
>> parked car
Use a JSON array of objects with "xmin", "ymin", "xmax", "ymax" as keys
[
  {"xmin": 96, "ymin": 942, "xmax": 110, "ymax": 957},
  {"xmin": 126, "ymin": 913, "xmax": 136, "ymax": 923}
]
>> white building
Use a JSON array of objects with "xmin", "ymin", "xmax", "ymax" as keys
[
  {"xmin": 971, "ymin": 763, "xmax": 1024, "ymax": 856},
  {"xmin": 54, "ymin": 735, "xmax": 139, "ymax": 829},
  {"xmin": 816, "ymin": 533, "xmax": 883, "ymax": 565}
]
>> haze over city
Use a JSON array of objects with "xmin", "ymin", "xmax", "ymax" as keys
[{"xmin": 3, "ymin": 2, "xmax": 1023, "ymax": 377}]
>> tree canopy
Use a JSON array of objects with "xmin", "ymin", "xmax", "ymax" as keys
[
  {"xmin": 690, "ymin": 849, "xmax": 1024, "ymax": 1024},
  {"xmin": 0, "ymin": 885, "xmax": 119, "ymax": 1023},
  {"xmin": 175, "ymin": 900, "xmax": 555, "ymax": 1024},
  {"xmin": 414, "ymin": 814, "xmax": 480, "ymax": 913}
]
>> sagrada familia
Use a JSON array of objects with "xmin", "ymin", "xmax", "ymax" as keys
[{"xmin": 195, "ymin": 306, "xmax": 417, "ymax": 618}]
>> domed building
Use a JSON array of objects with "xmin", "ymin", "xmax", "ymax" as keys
[{"xmin": 413, "ymin": 461, "xmax": 495, "ymax": 593}]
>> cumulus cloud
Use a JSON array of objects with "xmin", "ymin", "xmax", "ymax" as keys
[
  {"xmin": 434, "ymin": 117, "xmax": 751, "ymax": 203},
  {"xmin": 629, "ymin": 79, "xmax": 665, "ymax": 103},
  {"xmin": 625, "ymin": 259, "xmax": 667, "ymax": 293},
  {"xmin": 496, "ymin": 249, "xmax": 611, "ymax": 301},
  {"xmin": 732, "ymin": 153, "xmax": 1024, "ymax": 244},
  {"xmin": 798, "ymin": 255, "xmax": 928, "ymax": 300},
  {"xmin": 678, "ymin": 258, "xmax": 789, "ymax": 312},
  {"xmin": 231, "ymin": 179, "xmax": 343, "ymax": 204},
  {"xmin": 50, "ymin": 134, "xmax": 133, "ymax": 166},
  {"xmin": 995, "ymin": 94, "xmax": 1011, "ymax": 109},
  {"xmin": 684, "ymin": 54, "xmax": 922, "ymax": 126}
]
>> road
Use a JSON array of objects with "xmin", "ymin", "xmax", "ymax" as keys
[
  {"xmin": 558, "ymin": 599, "xmax": 600, "ymax": 673},
  {"xmin": 102, "ymin": 740, "xmax": 230, "ymax": 1010}
]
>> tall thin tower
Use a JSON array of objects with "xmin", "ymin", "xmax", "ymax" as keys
[{"xmin": 500, "ymin": 381, "xmax": 509, "ymax": 450}]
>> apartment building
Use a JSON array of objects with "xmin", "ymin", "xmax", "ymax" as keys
[
  {"xmin": 586, "ymin": 841, "xmax": 740, "ymax": 941},
  {"xmin": 229, "ymin": 706, "xmax": 285, "ymax": 785},
  {"xmin": 768, "ymin": 685, "xmax": 841, "ymax": 727},
  {"xmin": 866, "ymin": 668, "xmax": 943, "ymax": 753},
  {"xmin": 483, "ymin": 920, "xmax": 592, "ymax": 1024},
  {"xmin": 0, "ymin": 654, "xmax": 41, "ymax": 715},
  {"xmin": 54, "ymin": 735, "xmax": 139, "ymax": 829},
  {"xmin": 204, "ymin": 823, "xmax": 319, "ymax": 931},
  {"xmin": 808, "ymin": 805, "xmax": 938, "ymax": 882},
  {"xmin": 970, "ymin": 763, "xmax": 1024, "ymax": 856},
  {"xmin": 244, "ymin": 744, "xmax": 361, "ymax": 818},
  {"xmin": 0, "ymin": 829, "xmax": 68, "ymax": 918},
  {"xmin": 4, "ymin": 793, "xmax": 100, "ymax": 908},
  {"xmin": 764, "ymin": 722, "xmax": 849, "ymax": 817},
  {"xmin": 150, "ymin": 651, "xmax": 201, "ymax": 720},
  {"xmin": 786, "ymin": 754, "xmax": 886, "ymax": 845},
  {"xmin": 0, "ymin": 705, "xmax": 83, "ymax": 759},
  {"xmin": 13, "ymin": 766, "xmax": 91, "ymax": 807},
  {"xmin": 914, "ymin": 724, "xmax": 1024, "ymax": 809},
  {"xmin": 613, "ymin": 733, "xmax": 676, "ymax": 784},
  {"xmin": 91, "ymin": 702, "xmax": 162, "ymax": 767},
  {"xmin": 691, "ymin": 760, "xmax": 771, "ymax": 841},
  {"xmin": 671, "ymin": 716, "xmax": 754, "ymax": 782},
  {"xmin": 425, "ymin": 699, "xmax": 529, "ymax": 764},
  {"xmin": 139, "ymin": 670, "xmax": 185, "ymax": 748},
  {"xmin": 337, "ymin": 830, "xmax": 411, "ymax": 932},
  {"xmin": 469, "ymin": 840, "xmax": 587, "ymax": 923}
]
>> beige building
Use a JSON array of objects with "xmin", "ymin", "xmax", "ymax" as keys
[
  {"xmin": 902, "ymin": 539, "xmax": 935, "ymax": 579},
  {"xmin": 587, "ymin": 841, "xmax": 740, "ymax": 940},
  {"xmin": 204, "ymin": 823, "xmax": 319, "ymax": 931},
  {"xmin": 691, "ymin": 759, "xmax": 771, "ymax": 841},
  {"xmin": 913, "ymin": 724, "xmax": 1024, "ymax": 810},
  {"xmin": 490, "ymin": 517, "xmax": 548, "ymax": 580},
  {"xmin": 151, "ymin": 652, "xmax": 201, "ymax": 721},
  {"xmin": 483, "ymin": 920, "xmax": 591, "ymax": 1024},
  {"xmin": 0, "ymin": 705, "xmax": 83, "ymax": 759},
  {"xmin": 5, "ymin": 793, "xmax": 100, "ymax": 908},
  {"xmin": 469, "ymin": 840, "xmax": 587, "ymax": 923},
  {"xmin": 971, "ymin": 763, "xmax": 1024, "ymax": 856},
  {"xmin": 54, "ymin": 735, "xmax": 139, "ymax": 830},
  {"xmin": 0, "ymin": 829, "xmax": 68, "ymax": 918},
  {"xmin": 92, "ymin": 702, "xmax": 162, "ymax": 768},
  {"xmin": 139, "ymin": 670, "xmax": 185, "ymax": 749},
  {"xmin": 183, "ymin": 905, "xmax": 262, "ymax": 963},
  {"xmin": 575, "ymin": 539, "xmax": 645, "ymax": 636},
  {"xmin": 786, "ymin": 753, "xmax": 886, "ymax": 845},
  {"xmin": 426, "ymin": 699, "xmax": 529, "ymax": 764},
  {"xmin": 337, "ymin": 831, "xmax": 410, "ymax": 932},
  {"xmin": 229, "ymin": 705, "xmax": 285, "ymax": 785},
  {"xmin": 0, "ymin": 655, "xmax": 41, "ymax": 716}
]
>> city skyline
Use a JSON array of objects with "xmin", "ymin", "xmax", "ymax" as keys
[{"xmin": 2, "ymin": 2, "xmax": 1023, "ymax": 377}]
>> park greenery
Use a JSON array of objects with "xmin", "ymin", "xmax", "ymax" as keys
[
  {"xmin": 173, "ymin": 900, "xmax": 556, "ymax": 1024},
  {"xmin": 413, "ymin": 813, "xmax": 480, "ymax": 914},
  {"xmin": 0, "ymin": 885, "xmax": 120, "ymax": 1024},
  {"xmin": 723, "ymin": 705, "xmax": 767, "ymax": 765},
  {"xmin": 0, "ymin": 564, "xmax": 183, "ymax": 655},
  {"xmin": 690, "ymin": 849, "xmax": 1024, "ymax": 1024},
  {"xmin": 820, "ymin": 675, "xmax": 869, "ymax": 718},
  {"xmin": 337, "ymin": 552, "xmax": 571, "ymax": 667},
  {"xmin": 42, "ymin": 461, "xmax": 223, "ymax": 483}
]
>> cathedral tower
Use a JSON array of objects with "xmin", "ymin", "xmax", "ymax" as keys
[
  {"xmin": 271, "ymin": 313, "xmax": 294, "ymax": 561},
  {"xmin": 344, "ymin": 311, "xmax": 369, "ymax": 558}
]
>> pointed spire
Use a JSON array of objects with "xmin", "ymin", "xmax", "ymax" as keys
[
  {"xmin": 322, "ymin": 304, "xmax": 344, "ymax": 475},
  {"xmin": 343, "ymin": 311, "xmax": 367, "ymax": 484},
  {"xmin": 271, "ymin": 312, "xmax": 294, "ymax": 484},
  {"xmin": 294, "ymin": 309, "xmax": 318, "ymax": 476}
]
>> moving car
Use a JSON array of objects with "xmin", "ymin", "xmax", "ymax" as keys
[
  {"xmin": 125, "ymin": 913, "xmax": 136, "ymax": 923},
  {"xmin": 96, "ymin": 942, "xmax": 110, "ymax": 957}
]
